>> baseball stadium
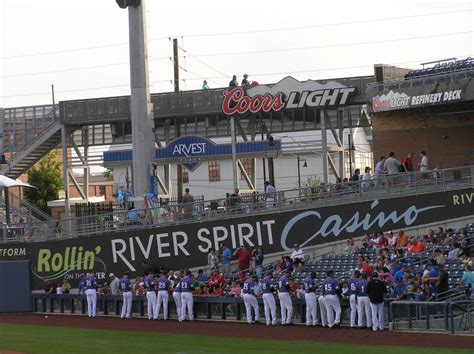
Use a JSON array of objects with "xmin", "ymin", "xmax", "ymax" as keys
[{"xmin": 0, "ymin": 1, "xmax": 473, "ymax": 353}]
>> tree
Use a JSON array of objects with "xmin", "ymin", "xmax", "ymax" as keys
[{"xmin": 24, "ymin": 152, "xmax": 63, "ymax": 214}]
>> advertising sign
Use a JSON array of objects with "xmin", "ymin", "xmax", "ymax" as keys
[
  {"xmin": 3, "ymin": 188, "xmax": 472, "ymax": 289},
  {"xmin": 221, "ymin": 76, "xmax": 357, "ymax": 116}
]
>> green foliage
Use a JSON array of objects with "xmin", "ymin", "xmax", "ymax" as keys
[
  {"xmin": 103, "ymin": 168, "xmax": 114, "ymax": 181},
  {"xmin": 297, "ymin": 176, "xmax": 321, "ymax": 198},
  {"xmin": 24, "ymin": 152, "xmax": 63, "ymax": 214}
]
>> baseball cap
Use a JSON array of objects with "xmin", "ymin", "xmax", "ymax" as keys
[
  {"xmin": 109, "ymin": 273, "xmax": 115, "ymax": 277},
  {"xmin": 372, "ymin": 271, "xmax": 378, "ymax": 277},
  {"xmin": 327, "ymin": 270, "xmax": 334, "ymax": 276},
  {"xmin": 354, "ymin": 270, "xmax": 361, "ymax": 275}
]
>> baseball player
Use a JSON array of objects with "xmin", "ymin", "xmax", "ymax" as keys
[
  {"xmin": 85, "ymin": 272, "xmax": 97, "ymax": 318},
  {"xmin": 261, "ymin": 273, "xmax": 277, "ymax": 325},
  {"xmin": 304, "ymin": 272, "xmax": 318, "ymax": 326},
  {"xmin": 179, "ymin": 271, "xmax": 194, "ymax": 322},
  {"xmin": 356, "ymin": 272, "xmax": 372, "ymax": 329},
  {"xmin": 348, "ymin": 270, "xmax": 361, "ymax": 328},
  {"xmin": 322, "ymin": 270, "xmax": 341, "ymax": 328},
  {"xmin": 144, "ymin": 272, "xmax": 157, "ymax": 320},
  {"xmin": 173, "ymin": 277, "xmax": 182, "ymax": 319},
  {"xmin": 119, "ymin": 272, "xmax": 132, "ymax": 319},
  {"xmin": 243, "ymin": 275, "xmax": 260, "ymax": 324},
  {"xmin": 278, "ymin": 270, "xmax": 293, "ymax": 325},
  {"xmin": 155, "ymin": 271, "xmax": 171, "ymax": 320},
  {"xmin": 367, "ymin": 271, "xmax": 387, "ymax": 331},
  {"xmin": 317, "ymin": 286, "xmax": 328, "ymax": 327}
]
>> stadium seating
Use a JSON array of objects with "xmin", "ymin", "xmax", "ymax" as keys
[{"xmin": 404, "ymin": 57, "xmax": 474, "ymax": 79}]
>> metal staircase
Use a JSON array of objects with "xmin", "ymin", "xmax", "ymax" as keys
[{"xmin": 1, "ymin": 106, "xmax": 63, "ymax": 179}]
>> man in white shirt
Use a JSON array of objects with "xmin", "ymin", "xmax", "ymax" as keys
[
  {"xmin": 264, "ymin": 181, "xmax": 277, "ymax": 208},
  {"xmin": 109, "ymin": 273, "xmax": 120, "ymax": 295},
  {"xmin": 383, "ymin": 152, "xmax": 401, "ymax": 186},
  {"xmin": 291, "ymin": 244, "xmax": 305, "ymax": 262},
  {"xmin": 419, "ymin": 151, "xmax": 429, "ymax": 178}
]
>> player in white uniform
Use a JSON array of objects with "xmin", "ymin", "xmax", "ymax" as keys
[
  {"xmin": 278, "ymin": 270, "xmax": 293, "ymax": 325},
  {"xmin": 261, "ymin": 273, "xmax": 277, "ymax": 325}
]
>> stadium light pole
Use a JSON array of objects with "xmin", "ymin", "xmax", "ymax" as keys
[{"xmin": 116, "ymin": 0, "xmax": 155, "ymax": 209}]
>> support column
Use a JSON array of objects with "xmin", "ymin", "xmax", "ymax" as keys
[
  {"xmin": 61, "ymin": 124, "xmax": 70, "ymax": 220},
  {"xmin": 230, "ymin": 116, "xmax": 238, "ymax": 190},
  {"xmin": 128, "ymin": 1, "xmax": 155, "ymax": 209},
  {"xmin": 338, "ymin": 110, "xmax": 345, "ymax": 180},
  {"xmin": 321, "ymin": 111, "xmax": 329, "ymax": 184},
  {"xmin": 83, "ymin": 127, "xmax": 89, "ymax": 201}
]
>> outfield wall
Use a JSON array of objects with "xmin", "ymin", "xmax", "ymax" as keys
[{"xmin": 0, "ymin": 187, "xmax": 472, "ymax": 289}]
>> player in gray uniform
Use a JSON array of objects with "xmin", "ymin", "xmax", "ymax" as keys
[
  {"xmin": 322, "ymin": 270, "xmax": 341, "ymax": 328},
  {"xmin": 347, "ymin": 270, "xmax": 361, "ymax": 328}
]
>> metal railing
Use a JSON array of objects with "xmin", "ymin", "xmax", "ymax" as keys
[
  {"xmin": 390, "ymin": 299, "xmax": 474, "ymax": 334},
  {"xmin": 367, "ymin": 68, "xmax": 474, "ymax": 93},
  {"xmin": 1, "ymin": 165, "xmax": 473, "ymax": 243}
]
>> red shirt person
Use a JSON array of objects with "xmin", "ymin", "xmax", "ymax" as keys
[{"xmin": 233, "ymin": 245, "xmax": 252, "ymax": 271}]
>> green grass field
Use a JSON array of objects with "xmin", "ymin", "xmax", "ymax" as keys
[{"xmin": 0, "ymin": 323, "xmax": 471, "ymax": 354}]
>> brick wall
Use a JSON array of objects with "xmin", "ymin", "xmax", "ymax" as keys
[{"xmin": 372, "ymin": 113, "xmax": 474, "ymax": 169}]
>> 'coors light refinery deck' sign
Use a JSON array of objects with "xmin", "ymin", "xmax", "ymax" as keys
[{"xmin": 222, "ymin": 76, "xmax": 357, "ymax": 115}]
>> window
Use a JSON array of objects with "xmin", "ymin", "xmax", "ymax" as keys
[
  {"xmin": 99, "ymin": 185, "xmax": 106, "ymax": 197},
  {"xmin": 240, "ymin": 159, "xmax": 255, "ymax": 181},
  {"xmin": 208, "ymin": 161, "xmax": 220, "ymax": 182}
]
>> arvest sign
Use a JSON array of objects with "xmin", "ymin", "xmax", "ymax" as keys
[{"xmin": 2, "ymin": 188, "xmax": 472, "ymax": 289}]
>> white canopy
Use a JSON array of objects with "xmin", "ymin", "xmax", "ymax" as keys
[{"xmin": 0, "ymin": 175, "xmax": 35, "ymax": 188}]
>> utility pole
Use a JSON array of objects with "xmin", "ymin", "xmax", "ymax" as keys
[
  {"xmin": 173, "ymin": 38, "xmax": 184, "ymax": 202},
  {"xmin": 121, "ymin": 0, "xmax": 155, "ymax": 210}
]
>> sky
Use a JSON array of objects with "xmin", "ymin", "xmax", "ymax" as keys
[{"xmin": 0, "ymin": 0, "xmax": 473, "ymax": 108}]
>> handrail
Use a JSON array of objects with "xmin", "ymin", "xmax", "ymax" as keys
[{"xmin": 1, "ymin": 164, "xmax": 473, "ymax": 243}]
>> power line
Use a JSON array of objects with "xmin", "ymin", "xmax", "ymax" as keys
[
  {"xmin": 0, "ymin": 56, "xmax": 170, "ymax": 79},
  {"xmin": 0, "ymin": 80, "xmax": 171, "ymax": 98},
  {"xmin": 2, "ymin": 9, "xmax": 470, "ymax": 60},
  {"xmin": 189, "ymin": 31, "xmax": 473, "ymax": 58}
]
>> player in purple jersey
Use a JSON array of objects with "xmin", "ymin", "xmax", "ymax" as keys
[
  {"xmin": 261, "ymin": 273, "xmax": 277, "ymax": 325},
  {"xmin": 356, "ymin": 272, "xmax": 372, "ymax": 329},
  {"xmin": 173, "ymin": 277, "xmax": 182, "ymax": 319},
  {"xmin": 155, "ymin": 272, "xmax": 171, "ymax": 320},
  {"xmin": 322, "ymin": 270, "xmax": 341, "ymax": 328},
  {"xmin": 347, "ymin": 270, "xmax": 361, "ymax": 328},
  {"xmin": 243, "ymin": 275, "xmax": 260, "ymax": 324},
  {"xmin": 119, "ymin": 272, "xmax": 132, "ymax": 319},
  {"xmin": 304, "ymin": 272, "xmax": 318, "ymax": 326},
  {"xmin": 179, "ymin": 271, "xmax": 195, "ymax": 322},
  {"xmin": 144, "ymin": 273, "xmax": 157, "ymax": 320},
  {"xmin": 278, "ymin": 270, "xmax": 293, "ymax": 325},
  {"xmin": 85, "ymin": 272, "xmax": 97, "ymax": 318}
]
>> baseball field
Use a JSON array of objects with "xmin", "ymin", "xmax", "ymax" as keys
[{"xmin": 0, "ymin": 314, "xmax": 473, "ymax": 354}]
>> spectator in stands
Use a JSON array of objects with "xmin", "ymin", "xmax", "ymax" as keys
[
  {"xmin": 351, "ymin": 168, "xmax": 361, "ymax": 182},
  {"xmin": 434, "ymin": 227, "xmax": 445, "ymax": 244},
  {"xmin": 61, "ymin": 279, "xmax": 71, "ymax": 294},
  {"xmin": 44, "ymin": 280, "xmax": 57, "ymax": 294},
  {"xmin": 241, "ymin": 74, "xmax": 250, "ymax": 86},
  {"xmin": 432, "ymin": 248, "xmax": 445, "ymax": 265},
  {"xmin": 361, "ymin": 233, "xmax": 374, "ymax": 251},
  {"xmin": 127, "ymin": 204, "xmax": 139, "ymax": 225},
  {"xmin": 393, "ymin": 278, "xmax": 406, "ymax": 299},
  {"xmin": 182, "ymin": 188, "xmax": 194, "ymax": 218},
  {"xmin": 233, "ymin": 246, "xmax": 252, "ymax": 271},
  {"xmin": 462, "ymin": 265, "xmax": 474, "ymax": 296},
  {"xmin": 196, "ymin": 269, "xmax": 209, "ymax": 283},
  {"xmin": 109, "ymin": 273, "xmax": 120, "ymax": 295},
  {"xmin": 407, "ymin": 238, "xmax": 426, "ymax": 254},
  {"xmin": 229, "ymin": 281, "xmax": 241, "ymax": 298},
  {"xmin": 401, "ymin": 152, "xmax": 414, "ymax": 184},
  {"xmin": 202, "ymin": 80, "xmax": 209, "ymax": 90},
  {"xmin": 375, "ymin": 232, "xmax": 389, "ymax": 248},
  {"xmin": 442, "ymin": 229, "xmax": 455, "ymax": 246},
  {"xmin": 448, "ymin": 242, "xmax": 462, "ymax": 259},
  {"xmin": 1, "ymin": 154, "xmax": 6, "ymax": 164},
  {"xmin": 229, "ymin": 75, "xmax": 238, "ymax": 87},
  {"xmin": 264, "ymin": 181, "xmax": 277, "ymax": 208},
  {"xmin": 383, "ymin": 152, "xmax": 401, "ymax": 186},
  {"xmin": 208, "ymin": 248, "xmax": 218, "ymax": 271},
  {"xmin": 345, "ymin": 238, "xmax": 358, "ymax": 256},
  {"xmin": 220, "ymin": 244, "xmax": 232, "ymax": 274},
  {"xmin": 395, "ymin": 230, "xmax": 409, "ymax": 248},
  {"xmin": 418, "ymin": 150, "xmax": 429, "ymax": 174},
  {"xmin": 252, "ymin": 247, "xmax": 264, "ymax": 278},
  {"xmin": 361, "ymin": 167, "xmax": 372, "ymax": 190},
  {"xmin": 458, "ymin": 240, "xmax": 470, "ymax": 258},
  {"xmin": 412, "ymin": 286, "xmax": 426, "ymax": 301},
  {"xmin": 293, "ymin": 258, "xmax": 304, "ymax": 273},
  {"xmin": 333, "ymin": 177, "xmax": 344, "ymax": 194},
  {"xmin": 435, "ymin": 264, "xmax": 449, "ymax": 299},
  {"xmin": 208, "ymin": 269, "xmax": 226, "ymax": 294},
  {"xmin": 229, "ymin": 188, "xmax": 242, "ymax": 211},
  {"xmin": 290, "ymin": 244, "xmax": 305, "ymax": 262},
  {"xmin": 374, "ymin": 156, "xmax": 385, "ymax": 186},
  {"xmin": 424, "ymin": 229, "xmax": 435, "ymax": 243}
]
